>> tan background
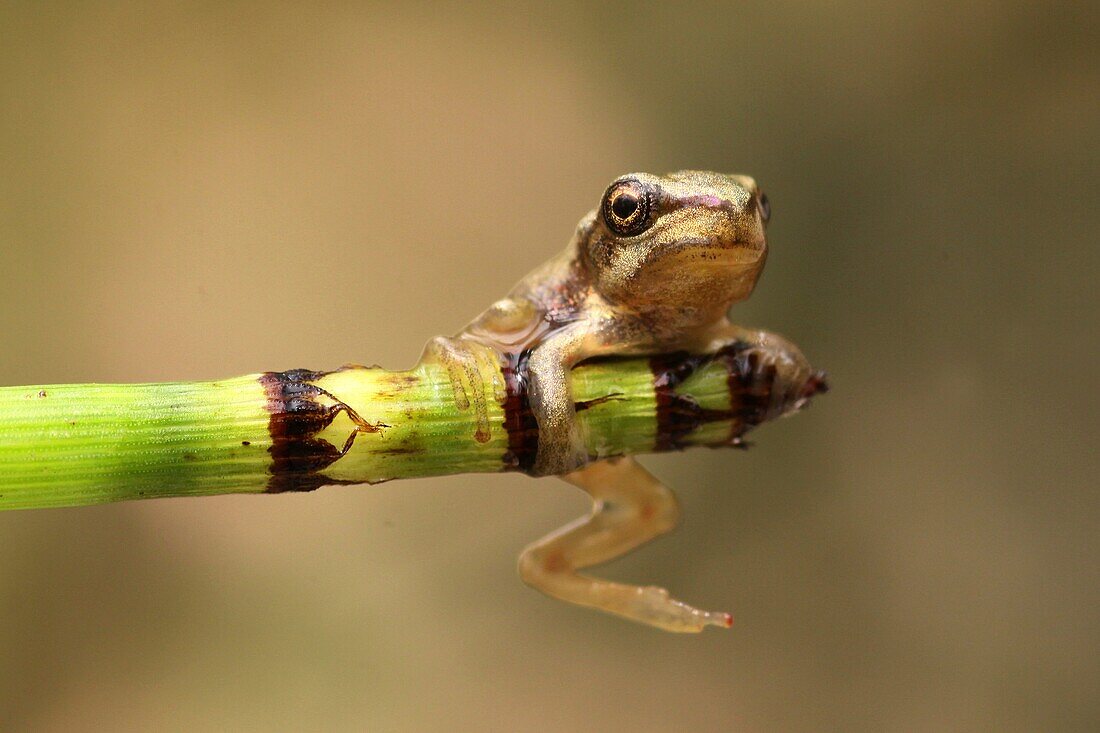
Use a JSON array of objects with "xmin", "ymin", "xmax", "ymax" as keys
[{"xmin": 1, "ymin": 2, "xmax": 1096, "ymax": 731}]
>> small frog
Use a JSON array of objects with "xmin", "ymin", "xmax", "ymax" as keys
[{"xmin": 424, "ymin": 171, "xmax": 812, "ymax": 632}]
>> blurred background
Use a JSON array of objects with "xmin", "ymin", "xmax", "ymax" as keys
[{"xmin": 1, "ymin": 2, "xmax": 1096, "ymax": 731}]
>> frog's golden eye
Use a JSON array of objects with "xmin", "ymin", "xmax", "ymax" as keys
[
  {"xmin": 758, "ymin": 192, "xmax": 771, "ymax": 224},
  {"xmin": 602, "ymin": 180, "xmax": 652, "ymax": 237}
]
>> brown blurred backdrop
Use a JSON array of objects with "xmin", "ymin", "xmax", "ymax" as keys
[{"xmin": 1, "ymin": 2, "xmax": 1096, "ymax": 731}]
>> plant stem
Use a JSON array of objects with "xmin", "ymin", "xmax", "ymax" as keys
[{"xmin": 0, "ymin": 342, "xmax": 826, "ymax": 510}]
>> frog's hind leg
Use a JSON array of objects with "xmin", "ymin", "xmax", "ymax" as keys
[{"xmin": 518, "ymin": 456, "xmax": 733, "ymax": 633}]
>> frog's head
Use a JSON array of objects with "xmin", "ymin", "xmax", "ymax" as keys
[{"xmin": 579, "ymin": 171, "xmax": 770, "ymax": 321}]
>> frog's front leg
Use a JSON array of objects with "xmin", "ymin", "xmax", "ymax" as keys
[
  {"xmin": 423, "ymin": 297, "xmax": 543, "ymax": 444},
  {"xmin": 699, "ymin": 322, "xmax": 818, "ymax": 408},
  {"xmin": 421, "ymin": 335, "xmax": 500, "ymax": 443},
  {"xmin": 700, "ymin": 322, "xmax": 805, "ymax": 364},
  {"xmin": 518, "ymin": 456, "xmax": 733, "ymax": 632},
  {"xmin": 525, "ymin": 324, "xmax": 604, "ymax": 476}
]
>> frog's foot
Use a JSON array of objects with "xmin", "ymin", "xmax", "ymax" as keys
[
  {"xmin": 422, "ymin": 336, "xmax": 495, "ymax": 443},
  {"xmin": 518, "ymin": 456, "xmax": 733, "ymax": 633}
]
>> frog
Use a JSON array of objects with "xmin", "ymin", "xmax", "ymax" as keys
[{"xmin": 422, "ymin": 171, "xmax": 806, "ymax": 632}]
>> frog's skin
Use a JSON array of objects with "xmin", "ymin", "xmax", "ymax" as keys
[{"xmin": 423, "ymin": 171, "xmax": 805, "ymax": 632}]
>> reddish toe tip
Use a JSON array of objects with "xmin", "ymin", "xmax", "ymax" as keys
[{"xmin": 723, "ymin": 613, "xmax": 734, "ymax": 628}]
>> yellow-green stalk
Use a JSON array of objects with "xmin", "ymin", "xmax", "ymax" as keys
[{"xmin": 0, "ymin": 341, "xmax": 826, "ymax": 510}]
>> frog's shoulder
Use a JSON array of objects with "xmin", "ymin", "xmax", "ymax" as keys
[{"xmin": 514, "ymin": 247, "xmax": 590, "ymax": 317}]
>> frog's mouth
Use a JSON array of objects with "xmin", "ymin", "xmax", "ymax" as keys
[{"xmin": 655, "ymin": 236, "xmax": 764, "ymax": 268}]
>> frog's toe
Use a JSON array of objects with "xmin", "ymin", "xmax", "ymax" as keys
[{"xmin": 421, "ymin": 336, "xmax": 494, "ymax": 442}]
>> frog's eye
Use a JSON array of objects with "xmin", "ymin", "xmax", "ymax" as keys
[
  {"xmin": 602, "ymin": 179, "xmax": 652, "ymax": 237},
  {"xmin": 758, "ymin": 192, "xmax": 771, "ymax": 224}
]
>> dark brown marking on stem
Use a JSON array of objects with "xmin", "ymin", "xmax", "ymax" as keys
[
  {"xmin": 723, "ymin": 348, "xmax": 777, "ymax": 444},
  {"xmin": 501, "ymin": 349, "xmax": 539, "ymax": 473},
  {"xmin": 502, "ymin": 343, "xmax": 827, "ymax": 471},
  {"xmin": 575, "ymin": 392, "xmax": 625, "ymax": 411},
  {"xmin": 650, "ymin": 348, "xmax": 738, "ymax": 452},
  {"xmin": 649, "ymin": 341, "xmax": 824, "ymax": 452},
  {"xmin": 723, "ymin": 353, "xmax": 829, "ymax": 445},
  {"xmin": 500, "ymin": 352, "xmax": 625, "ymax": 473},
  {"xmin": 260, "ymin": 369, "xmax": 387, "ymax": 493},
  {"xmin": 376, "ymin": 446, "xmax": 421, "ymax": 456}
]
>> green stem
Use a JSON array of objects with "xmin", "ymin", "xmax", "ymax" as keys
[{"xmin": 0, "ymin": 342, "xmax": 826, "ymax": 510}]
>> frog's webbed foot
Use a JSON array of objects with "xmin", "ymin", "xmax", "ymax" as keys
[
  {"xmin": 518, "ymin": 456, "xmax": 733, "ymax": 633},
  {"xmin": 422, "ymin": 335, "xmax": 500, "ymax": 443}
]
